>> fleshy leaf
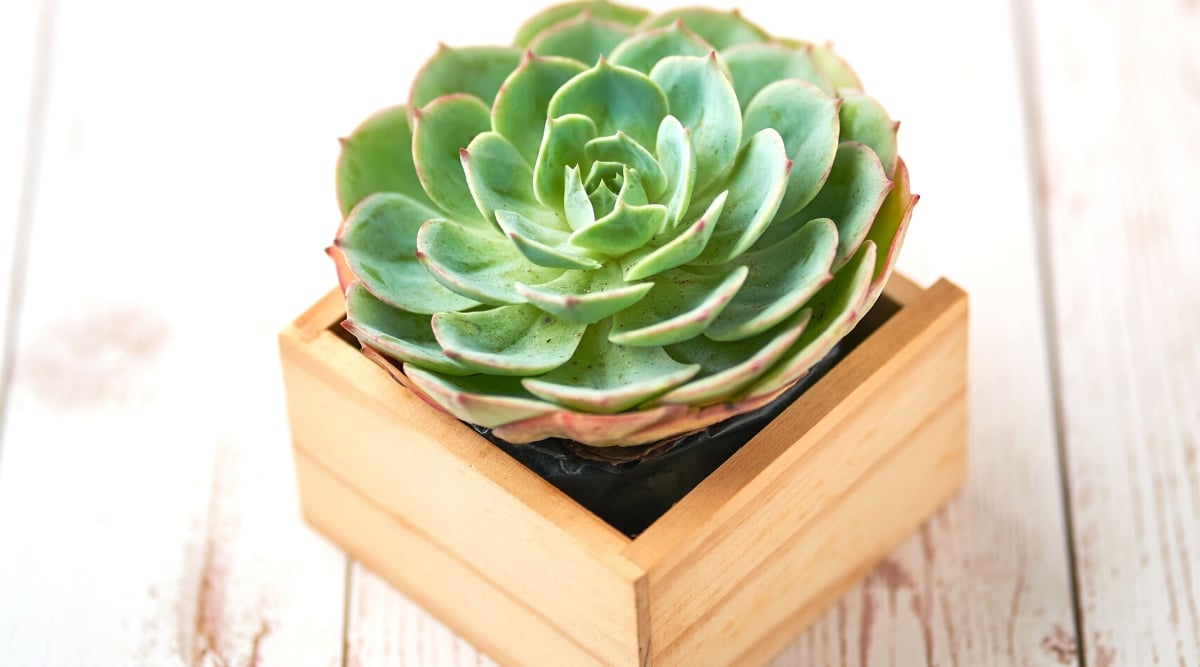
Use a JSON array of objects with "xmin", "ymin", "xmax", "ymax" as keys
[
  {"xmin": 433, "ymin": 304, "xmax": 586, "ymax": 375},
  {"xmin": 493, "ymin": 54, "xmax": 586, "ymax": 162},
  {"xmin": 343, "ymin": 283, "xmax": 474, "ymax": 376},
  {"xmin": 838, "ymin": 89, "xmax": 898, "ymax": 174},
  {"xmin": 335, "ymin": 105, "xmax": 434, "ymax": 216},
  {"xmin": 650, "ymin": 54, "xmax": 741, "ymax": 193},
  {"xmin": 547, "ymin": 59, "xmax": 669, "ymax": 150},
  {"xmin": 412, "ymin": 94, "xmax": 492, "ymax": 225},
  {"xmin": 417, "ymin": 219, "xmax": 561, "ymax": 305},
  {"xmin": 514, "ymin": 1, "xmax": 650, "ymax": 47},
  {"xmin": 609, "ymin": 266, "xmax": 748, "ymax": 346},
  {"xmin": 589, "ymin": 181, "xmax": 619, "ymax": 219},
  {"xmin": 608, "ymin": 21, "xmax": 714, "ymax": 73},
  {"xmin": 863, "ymin": 157, "xmax": 917, "ymax": 309},
  {"xmin": 705, "ymin": 218, "xmax": 837, "ymax": 341},
  {"xmin": 747, "ymin": 241, "xmax": 877, "ymax": 398},
  {"xmin": 335, "ymin": 193, "xmax": 479, "ymax": 314},
  {"xmin": 522, "ymin": 320, "xmax": 700, "ymax": 413},
  {"xmin": 515, "ymin": 264, "xmax": 653, "ymax": 324},
  {"xmin": 637, "ymin": 8, "xmax": 768, "ymax": 50},
  {"xmin": 661, "ymin": 308, "xmax": 812, "ymax": 404},
  {"xmin": 655, "ymin": 115, "xmax": 696, "ymax": 228},
  {"xmin": 569, "ymin": 199, "xmax": 665, "ymax": 256},
  {"xmin": 409, "ymin": 45, "xmax": 522, "ymax": 109},
  {"xmin": 691, "ymin": 128, "xmax": 789, "ymax": 264},
  {"xmin": 492, "ymin": 404, "xmax": 686, "ymax": 446},
  {"xmin": 533, "ymin": 114, "xmax": 598, "ymax": 211},
  {"xmin": 562, "ymin": 165, "xmax": 595, "ymax": 231},
  {"xmin": 797, "ymin": 141, "xmax": 893, "ymax": 267},
  {"xmin": 621, "ymin": 190, "xmax": 726, "ymax": 281},
  {"xmin": 528, "ymin": 13, "xmax": 633, "ymax": 64},
  {"xmin": 496, "ymin": 209, "xmax": 601, "ymax": 270},
  {"xmin": 742, "ymin": 79, "xmax": 840, "ymax": 221},
  {"xmin": 462, "ymin": 131, "xmax": 561, "ymax": 228},
  {"xmin": 808, "ymin": 41, "xmax": 864, "ymax": 90},
  {"xmin": 585, "ymin": 132, "xmax": 666, "ymax": 200},
  {"xmin": 723, "ymin": 43, "xmax": 834, "ymax": 108},
  {"xmin": 404, "ymin": 364, "xmax": 559, "ymax": 428}
]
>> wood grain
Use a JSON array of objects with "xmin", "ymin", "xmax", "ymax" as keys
[
  {"xmin": 0, "ymin": 0, "xmax": 46, "ymax": 426},
  {"xmin": 0, "ymin": 0, "xmax": 398, "ymax": 663},
  {"xmin": 1025, "ymin": 0, "xmax": 1200, "ymax": 663}
]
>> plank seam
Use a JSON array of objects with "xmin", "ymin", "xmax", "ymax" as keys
[
  {"xmin": 0, "ymin": 0, "xmax": 59, "ymax": 467},
  {"xmin": 1009, "ymin": 0, "xmax": 1087, "ymax": 662}
]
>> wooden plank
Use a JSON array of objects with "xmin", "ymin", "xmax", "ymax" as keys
[
  {"xmin": 297, "ymin": 451, "xmax": 594, "ymax": 667},
  {"xmin": 0, "ymin": 0, "xmax": 44, "ymax": 414},
  {"xmin": 0, "ymin": 0, "xmax": 427, "ymax": 662},
  {"xmin": 1023, "ymin": 0, "xmax": 1200, "ymax": 662},
  {"xmin": 640, "ymin": 280, "xmax": 968, "ymax": 665},
  {"xmin": 280, "ymin": 317, "xmax": 645, "ymax": 666}
]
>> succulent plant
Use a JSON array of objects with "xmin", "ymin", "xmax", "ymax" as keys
[{"xmin": 329, "ymin": 1, "xmax": 916, "ymax": 447}]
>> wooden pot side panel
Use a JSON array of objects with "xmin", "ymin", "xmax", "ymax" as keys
[
  {"xmin": 645, "ymin": 281, "xmax": 969, "ymax": 665},
  {"xmin": 705, "ymin": 397, "xmax": 966, "ymax": 667},
  {"xmin": 295, "ymin": 451, "xmax": 604, "ymax": 667},
  {"xmin": 280, "ymin": 326, "xmax": 644, "ymax": 667}
]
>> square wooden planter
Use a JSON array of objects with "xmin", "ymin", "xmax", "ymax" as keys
[{"xmin": 279, "ymin": 273, "xmax": 968, "ymax": 667}]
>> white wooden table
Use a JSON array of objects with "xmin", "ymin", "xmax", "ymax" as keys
[{"xmin": 1, "ymin": 0, "xmax": 1196, "ymax": 664}]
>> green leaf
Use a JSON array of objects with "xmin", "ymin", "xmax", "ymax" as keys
[
  {"xmin": 335, "ymin": 105, "xmax": 434, "ymax": 216},
  {"xmin": 650, "ymin": 54, "xmax": 741, "ymax": 193},
  {"xmin": 805, "ymin": 40, "xmax": 864, "ymax": 90},
  {"xmin": 661, "ymin": 308, "xmax": 811, "ymax": 404},
  {"xmin": 533, "ymin": 114, "xmax": 598, "ymax": 212},
  {"xmin": 417, "ymin": 219, "xmax": 562, "ymax": 305},
  {"xmin": 569, "ymin": 199, "xmax": 665, "ymax": 256},
  {"xmin": 412, "ymin": 94, "xmax": 492, "ymax": 225},
  {"xmin": 529, "ymin": 13, "xmax": 633, "ymax": 64},
  {"xmin": 862, "ymin": 157, "xmax": 917, "ymax": 309},
  {"xmin": 797, "ymin": 141, "xmax": 893, "ymax": 268},
  {"xmin": 433, "ymin": 304, "xmax": 586, "ymax": 375},
  {"xmin": 404, "ymin": 365, "xmax": 559, "ymax": 428},
  {"xmin": 621, "ymin": 191, "xmax": 725, "ymax": 281},
  {"xmin": 589, "ymin": 180, "xmax": 619, "ymax": 219},
  {"xmin": 409, "ymin": 45, "xmax": 522, "ymax": 109},
  {"xmin": 723, "ymin": 43, "xmax": 834, "ymax": 109},
  {"xmin": 747, "ymin": 241, "xmax": 876, "ymax": 399},
  {"xmin": 336, "ymin": 193, "xmax": 479, "ymax": 314},
  {"xmin": 514, "ymin": 0, "xmax": 650, "ymax": 48},
  {"xmin": 609, "ymin": 266, "xmax": 748, "ymax": 346},
  {"xmin": 462, "ymin": 131, "xmax": 562, "ymax": 229},
  {"xmin": 655, "ymin": 115, "xmax": 696, "ymax": 228},
  {"xmin": 839, "ymin": 89, "xmax": 898, "ymax": 174},
  {"xmin": 562, "ymin": 165, "xmax": 595, "ymax": 231},
  {"xmin": 742, "ymin": 79, "xmax": 840, "ymax": 221},
  {"xmin": 496, "ymin": 209, "xmax": 601, "ymax": 270},
  {"xmin": 522, "ymin": 320, "xmax": 700, "ymax": 413},
  {"xmin": 548, "ymin": 59, "xmax": 668, "ymax": 150},
  {"xmin": 608, "ymin": 21, "xmax": 714, "ymax": 73},
  {"xmin": 585, "ymin": 132, "xmax": 666, "ymax": 200},
  {"xmin": 343, "ymin": 283, "xmax": 474, "ymax": 376},
  {"xmin": 706, "ymin": 218, "xmax": 837, "ymax": 341},
  {"xmin": 691, "ymin": 128, "xmax": 790, "ymax": 264},
  {"xmin": 637, "ymin": 8, "xmax": 769, "ymax": 50},
  {"xmin": 515, "ymin": 264, "xmax": 653, "ymax": 324},
  {"xmin": 492, "ymin": 54, "xmax": 586, "ymax": 163}
]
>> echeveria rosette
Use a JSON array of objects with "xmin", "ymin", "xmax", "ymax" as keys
[{"xmin": 328, "ymin": 1, "xmax": 918, "ymax": 447}]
